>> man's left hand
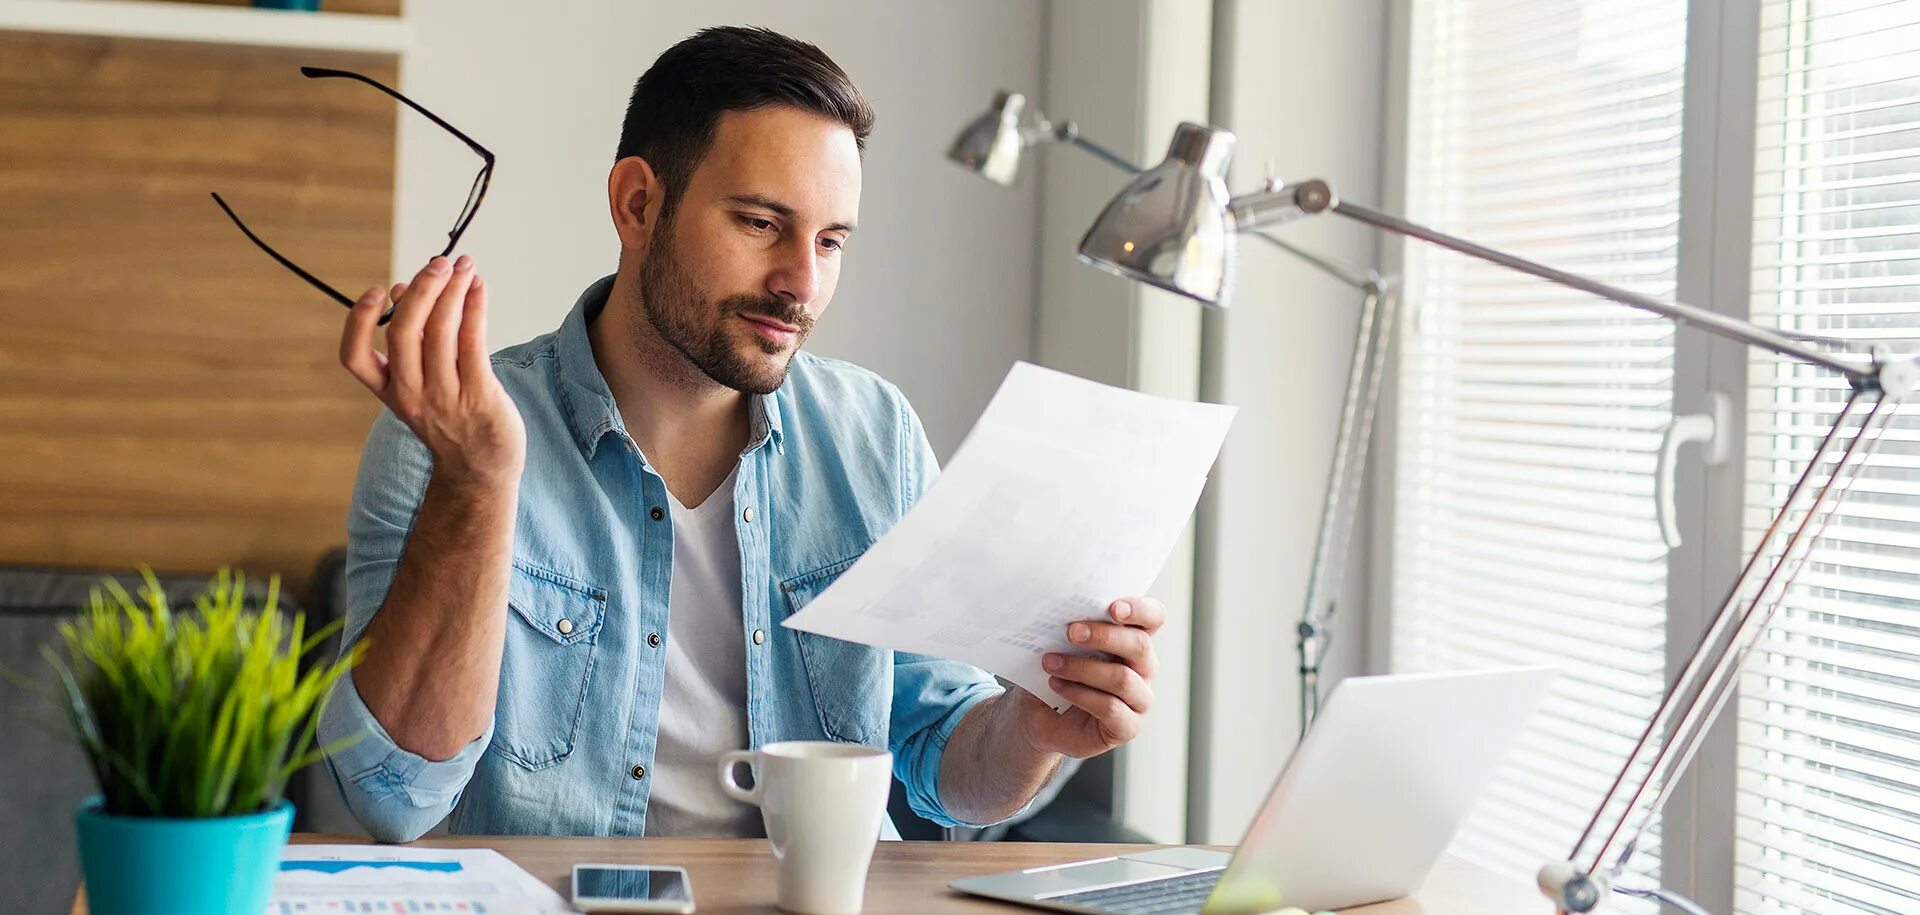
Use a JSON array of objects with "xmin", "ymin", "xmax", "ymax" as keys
[{"xmin": 1013, "ymin": 596, "xmax": 1164, "ymax": 759}]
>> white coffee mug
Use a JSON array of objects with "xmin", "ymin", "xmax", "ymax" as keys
[{"xmin": 718, "ymin": 741, "xmax": 893, "ymax": 914}]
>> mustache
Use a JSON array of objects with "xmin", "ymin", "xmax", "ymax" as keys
[{"xmin": 727, "ymin": 295, "xmax": 814, "ymax": 331}]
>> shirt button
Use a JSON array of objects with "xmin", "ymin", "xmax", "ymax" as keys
[
  {"xmin": 752, "ymin": 628, "xmax": 766, "ymax": 645},
  {"xmin": 647, "ymin": 631, "xmax": 662, "ymax": 648},
  {"xmin": 742, "ymin": 507, "xmax": 755, "ymax": 523},
  {"xmin": 630, "ymin": 764, "xmax": 647, "ymax": 780},
  {"xmin": 557, "ymin": 618, "xmax": 574, "ymax": 635},
  {"xmin": 650, "ymin": 506, "xmax": 665, "ymax": 521}
]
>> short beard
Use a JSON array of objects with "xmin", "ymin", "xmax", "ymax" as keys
[{"xmin": 636, "ymin": 214, "xmax": 815, "ymax": 396}]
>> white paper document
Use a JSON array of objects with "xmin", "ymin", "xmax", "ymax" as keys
[
  {"xmin": 268, "ymin": 844, "xmax": 574, "ymax": 913},
  {"xmin": 782, "ymin": 361, "xmax": 1235, "ymax": 710}
]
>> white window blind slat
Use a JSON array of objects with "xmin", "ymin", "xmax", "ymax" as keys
[
  {"xmin": 1740, "ymin": 1, "xmax": 1920, "ymax": 912},
  {"xmin": 1433, "ymin": 462, "xmax": 1658, "ymax": 500},
  {"xmin": 1467, "ymin": 24, "xmax": 1685, "ymax": 86},
  {"xmin": 1417, "ymin": 594, "xmax": 1665, "ymax": 652},
  {"xmin": 1751, "ymin": 200, "xmax": 1920, "ymax": 231},
  {"xmin": 1460, "ymin": 0, "xmax": 1683, "ymax": 51},
  {"xmin": 1736, "ymin": 790, "xmax": 1920, "ymax": 856},
  {"xmin": 1446, "ymin": 362, "xmax": 1675, "ymax": 384},
  {"xmin": 1425, "ymin": 578, "xmax": 1667, "ymax": 636},
  {"xmin": 1758, "ymin": 44, "xmax": 1920, "ymax": 83},
  {"xmin": 1754, "ymin": 113, "xmax": 1920, "ymax": 152},
  {"xmin": 1416, "ymin": 554, "xmax": 1665, "ymax": 607},
  {"xmin": 1395, "ymin": 3, "xmax": 1682, "ymax": 908},
  {"xmin": 1436, "ymin": 479, "xmax": 1662, "ymax": 522},
  {"xmin": 1758, "ymin": 92, "xmax": 1920, "ymax": 131},
  {"xmin": 1757, "ymin": 0, "xmax": 1920, "ymax": 37},
  {"xmin": 1752, "ymin": 225, "xmax": 1920, "ymax": 247},
  {"xmin": 1756, "ymin": 246, "xmax": 1920, "ymax": 270},
  {"xmin": 1456, "ymin": 104, "xmax": 1683, "ymax": 156}
]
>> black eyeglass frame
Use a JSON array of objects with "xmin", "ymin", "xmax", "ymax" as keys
[{"xmin": 210, "ymin": 66, "xmax": 495, "ymax": 326}]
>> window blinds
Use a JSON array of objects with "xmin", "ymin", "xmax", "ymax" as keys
[
  {"xmin": 1394, "ymin": 1, "xmax": 1687, "ymax": 905},
  {"xmin": 1739, "ymin": 2, "xmax": 1920, "ymax": 912}
]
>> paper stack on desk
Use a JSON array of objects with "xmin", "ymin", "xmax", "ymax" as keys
[
  {"xmin": 268, "ymin": 845, "xmax": 574, "ymax": 913},
  {"xmin": 783, "ymin": 361, "xmax": 1235, "ymax": 710}
]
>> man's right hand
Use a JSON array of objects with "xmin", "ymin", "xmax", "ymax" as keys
[
  {"xmin": 340, "ymin": 255, "xmax": 526, "ymax": 488},
  {"xmin": 338, "ymin": 254, "xmax": 524, "ymax": 765}
]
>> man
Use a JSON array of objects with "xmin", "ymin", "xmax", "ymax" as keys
[{"xmin": 319, "ymin": 26, "xmax": 1164, "ymax": 843}]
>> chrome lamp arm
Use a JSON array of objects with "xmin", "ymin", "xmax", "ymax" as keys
[
  {"xmin": 1075, "ymin": 122, "xmax": 1919, "ymax": 915},
  {"xmin": 1264, "ymin": 177, "xmax": 1913, "ymax": 914}
]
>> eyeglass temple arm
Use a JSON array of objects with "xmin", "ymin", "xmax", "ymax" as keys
[
  {"xmin": 306, "ymin": 65, "xmax": 493, "ymax": 292},
  {"xmin": 300, "ymin": 66, "xmax": 495, "ymax": 163},
  {"xmin": 304, "ymin": 66, "xmax": 498, "ymax": 252},
  {"xmin": 210, "ymin": 192, "xmax": 355, "ymax": 308},
  {"xmin": 209, "ymin": 192, "xmax": 397, "ymax": 325}
]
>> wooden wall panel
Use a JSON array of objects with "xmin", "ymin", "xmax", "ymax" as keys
[{"xmin": 0, "ymin": 33, "xmax": 397, "ymax": 594}]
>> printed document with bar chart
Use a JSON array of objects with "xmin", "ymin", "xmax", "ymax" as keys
[{"xmin": 267, "ymin": 845, "xmax": 571, "ymax": 913}]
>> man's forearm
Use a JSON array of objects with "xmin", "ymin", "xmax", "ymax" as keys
[
  {"xmin": 351, "ymin": 468, "xmax": 519, "ymax": 762},
  {"xmin": 937, "ymin": 692, "xmax": 1064, "ymax": 826}
]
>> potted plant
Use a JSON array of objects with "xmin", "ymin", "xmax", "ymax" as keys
[{"xmin": 42, "ymin": 568, "xmax": 362, "ymax": 915}]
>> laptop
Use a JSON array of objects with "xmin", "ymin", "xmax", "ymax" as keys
[{"xmin": 950, "ymin": 667, "xmax": 1556, "ymax": 914}]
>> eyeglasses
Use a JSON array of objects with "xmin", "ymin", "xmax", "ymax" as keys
[{"xmin": 211, "ymin": 67, "xmax": 494, "ymax": 326}]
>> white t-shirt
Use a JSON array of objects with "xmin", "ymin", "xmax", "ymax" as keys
[{"xmin": 645, "ymin": 466, "xmax": 762, "ymax": 837}]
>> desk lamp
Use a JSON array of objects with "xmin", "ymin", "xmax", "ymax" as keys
[
  {"xmin": 949, "ymin": 91, "xmax": 1395, "ymax": 735},
  {"xmin": 1076, "ymin": 122, "xmax": 1918, "ymax": 915}
]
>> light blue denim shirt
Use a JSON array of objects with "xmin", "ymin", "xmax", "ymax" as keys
[{"xmin": 318, "ymin": 275, "xmax": 1008, "ymax": 843}]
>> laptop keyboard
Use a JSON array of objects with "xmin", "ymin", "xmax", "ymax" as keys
[{"xmin": 1048, "ymin": 869, "xmax": 1225, "ymax": 915}]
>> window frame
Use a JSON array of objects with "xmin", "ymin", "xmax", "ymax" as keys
[{"xmin": 1373, "ymin": 1, "xmax": 1764, "ymax": 910}]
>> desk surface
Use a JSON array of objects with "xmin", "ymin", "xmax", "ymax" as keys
[{"xmin": 73, "ymin": 834, "xmax": 1550, "ymax": 914}]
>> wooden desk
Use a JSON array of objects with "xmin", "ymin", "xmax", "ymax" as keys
[{"xmin": 73, "ymin": 834, "xmax": 1550, "ymax": 914}]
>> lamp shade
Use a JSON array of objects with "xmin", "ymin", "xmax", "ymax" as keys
[
  {"xmin": 946, "ymin": 91, "xmax": 1028, "ymax": 187},
  {"xmin": 1075, "ymin": 122, "xmax": 1237, "ymax": 305}
]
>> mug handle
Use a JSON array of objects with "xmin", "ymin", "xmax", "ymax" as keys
[{"xmin": 717, "ymin": 750, "xmax": 762, "ymax": 806}]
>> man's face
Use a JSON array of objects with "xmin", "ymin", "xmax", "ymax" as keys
[{"xmin": 637, "ymin": 106, "xmax": 862, "ymax": 395}]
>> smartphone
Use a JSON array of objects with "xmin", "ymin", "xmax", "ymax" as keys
[{"xmin": 570, "ymin": 863, "xmax": 696, "ymax": 913}]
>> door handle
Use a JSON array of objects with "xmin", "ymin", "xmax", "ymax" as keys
[{"xmin": 1656, "ymin": 392, "xmax": 1731, "ymax": 550}]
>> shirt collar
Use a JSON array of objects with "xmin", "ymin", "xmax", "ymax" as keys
[{"xmin": 554, "ymin": 275, "xmax": 784, "ymax": 461}]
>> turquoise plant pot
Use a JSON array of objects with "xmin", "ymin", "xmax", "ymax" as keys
[{"xmin": 75, "ymin": 796, "xmax": 292, "ymax": 915}]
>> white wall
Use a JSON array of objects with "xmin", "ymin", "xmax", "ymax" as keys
[
  {"xmin": 1192, "ymin": 0, "xmax": 1391, "ymax": 844},
  {"xmin": 391, "ymin": 0, "xmax": 1046, "ymax": 457}
]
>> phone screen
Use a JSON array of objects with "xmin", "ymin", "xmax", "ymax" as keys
[{"xmin": 574, "ymin": 866, "xmax": 694, "ymax": 904}]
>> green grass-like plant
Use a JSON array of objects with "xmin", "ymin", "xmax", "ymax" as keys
[{"xmin": 41, "ymin": 568, "xmax": 364, "ymax": 818}]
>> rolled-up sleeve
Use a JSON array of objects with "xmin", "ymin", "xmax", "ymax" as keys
[
  {"xmin": 317, "ymin": 409, "xmax": 490, "ymax": 843},
  {"xmin": 318, "ymin": 668, "xmax": 493, "ymax": 843},
  {"xmin": 890, "ymin": 653, "xmax": 1008, "ymax": 827},
  {"xmin": 883, "ymin": 392, "xmax": 1027, "ymax": 829}
]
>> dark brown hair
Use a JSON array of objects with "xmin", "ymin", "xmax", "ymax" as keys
[{"xmin": 616, "ymin": 26, "xmax": 874, "ymax": 222}]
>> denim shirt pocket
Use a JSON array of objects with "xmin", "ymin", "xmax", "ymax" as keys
[
  {"xmin": 781, "ymin": 556, "xmax": 890, "ymax": 747},
  {"xmin": 493, "ymin": 558, "xmax": 607, "ymax": 771}
]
